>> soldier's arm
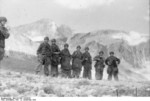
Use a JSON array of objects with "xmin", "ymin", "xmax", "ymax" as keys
[
  {"xmin": 59, "ymin": 50, "xmax": 63, "ymax": 58},
  {"xmin": 116, "ymin": 58, "xmax": 120, "ymax": 64},
  {"xmin": 72, "ymin": 51, "xmax": 76, "ymax": 58},
  {"xmin": 53, "ymin": 46, "xmax": 61, "ymax": 54},
  {"xmin": 102, "ymin": 57, "xmax": 106, "ymax": 67},
  {"xmin": 93, "ymin": 56, "xmax": 99, "ymax": 61},
  {"xmin": 89, "ymin": 54, "xmax": 92, "ymax": 64},
  {"xmin": 0, "ymin": 27, "xmax": 10, "ymax": 39},
  {"xmin": 69, "ymin": 51, "xmax": 72, "ymax": 58},
  {"xmin": 48, "ymin": 44, "xmax": 52, "ymax": 57},
  {"xmin": 37, "ymin": 43, "xmax": 43, "ymax": 55},
  {"xmin": 81, "ymin": 53, "xmax": 85, "ymax": 61},
  {"xmin": 105, "ymin": 58, "xmax": 109, "ymax": 65}
]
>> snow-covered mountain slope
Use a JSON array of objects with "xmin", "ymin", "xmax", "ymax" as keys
[{"xmin": 5, "ymin": 19, "xmax": 73, "ymax": 55}]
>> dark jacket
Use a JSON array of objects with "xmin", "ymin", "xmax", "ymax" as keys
[
  {"xmin": 37, "ymin": 42, "xmax": 52, "ymax": 57},
  {"xmin": 0, "ymin": 26, "xmax": 10, "ymax": 48},
  {"xmin": 72, "ymin": 50, "xmax": 83, "ymax": 70},
  {"xmin": 82, "ymin": 51, "xmax": 92, "ymax": 65},
  {"xmin": 94, "ymin": 55, "xmax": 105, "ymax": 68},
  {"xmin": 105, "ymin": 56, "xmax": 120, "ymax": 67},
  {"xmin": 60, "ymin": 49, "xmax": 71, "ymax": 70},
  {"xmin": 51, "ymin": 44, "xmax": 60, "ymax": 66}
]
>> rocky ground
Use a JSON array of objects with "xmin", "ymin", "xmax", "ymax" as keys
[{"xmin": 0, "ymin": 70, "xmax": 150, "ymax": 97}]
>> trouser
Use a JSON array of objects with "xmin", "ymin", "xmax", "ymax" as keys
[
  {"xmin": 36, "ymin": 55, "xmax": 51, "ymax": 76},
  {"xmin": 36, "ymin": 62, "xmax": 50, "ymax": 76},
  {"xmin": 107, "ymin": 67, "xmax": 119, "ymax": 81},
  {"xmin": 0, "ymin": 47, "xmax": 4, "ymax": 73},
  {"xmin": 61, "ymin": 69, "xmax": 71, "ymax": 78},
  {"xmin": 83, "ymin": 69, "xmax": 91, "ymax": 79},
  {"xmin": 95, "ymin": 67, "xmax": 104, "ymax": 80},
  {"xmin": 72, "ymin": 68, "xmax": 81, "ymax": 78},
  {"xmin": 0, "ymin": 47, "xmax": 4, "ymax": 61},
  {"xmin": 51, "ymin": 65, "xmax": 58, "ymax": 77}
]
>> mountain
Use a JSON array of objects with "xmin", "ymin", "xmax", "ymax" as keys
[
  {"xmin": 2, "ymin": 19, "xmax": 150, "ymax": 81},
  {"xmin": 5, "ymin": 19, "xmax": 73, "ymax": 55},
  {"xmin": 67, "ymin": 30, "xmax": 150, "ymax": 80}
]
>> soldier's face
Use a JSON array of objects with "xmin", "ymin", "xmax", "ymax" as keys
[
  {"xmin": 44, "ymin": 39, "xmax": 49, "ymax": 43},
  {"xmin": 85, "ymin": 49, "xmax": 89, "ymax": 52},
  {"xmin": 110, "ymin": 53, "xmax": 114, "ymax": 56},
  {"xmin": 77, "ymin": 48, "xmax": 80, "ymax": 51},
  {"xmin": 52, "ymin": 41, "xmax": 56, "ymax": 44},
  {"xmin": 64, "ymin": 46, "xmax": 68, "ymax": 49},
  {"xmin": 0, "ymin": 21, "xmax": 6, "ymax": 26},
  {"xmin": 99, "ymin": 53, "xmax": 103, "ymax": 56}
]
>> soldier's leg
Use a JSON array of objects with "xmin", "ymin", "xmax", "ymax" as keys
[
  {"xmin": 55, "ymin": 65, "xmax": 58, "ymax": 77},
  {"xmin": 114, "ymin": 73, "xmax": 119, "ymax": 81},
  {"xmin": 83, "ymin": 68, "xmax": 86, "ymax": 78},
  {"xmin": 51, "ymin": 65, "xmax": 58, "ymax": 77},
  {"xmin": 72, "ymin": 69, "xmax": 75, "ymax": 78},
  {"xmin": 99, "ymin": 69, "xmax": 103, "ymax": 80},
  {"xmin": 76, "ymin": 69, "xmax": 81, "ymax": 78},
  {"xmin": 44, "ymin": 64, "xmax": 49, "ymax": 76},
  {"xmin": 88, "ymin": 69, "xmax": 92, "ymax": 80},
  {"xmin": 0, "ymin": 61, "xmax": 1, "ymax": 74},
  {"xmin": 113, "ymin": 68, "xmax": 119, "ymax": 81},
  {"xmin": 44, "ymin": 57, "xmax": 50, "ymax": 76},
  {"xmin": 61, "ymin": 69, "xmax": 66, "ymax": 78},
  {"xmin": 0, "ymin": 48, "xmax": 4, "ymax": 72},
  {"xmin": 67, "ymin": 69, "xmax": 72, "ymax": 78},
  {"xmin": 36, "ymin": 54, "xmax": 43, "ymax": 74},
  {"xmin": 95, "ymin": 68, "xmax": 100, "ymax": 80},
  {"xmin": 108, "ymin": 73, "xmax": 112, "ymax": 81},
  {"xmin": 35, "ymin": 63, "xmax": 43, "ymax": 74},
  {"xmin": 107, "ymin": 67, "xmax": 113, "ymax": 81},
  {"xmin": 51, "ymin": 65, "xmax": 55, "ymax": 77}
]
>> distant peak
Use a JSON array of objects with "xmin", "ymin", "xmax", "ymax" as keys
[{"xmin": 35, "ymin": 18, "xmax": 54, "ymax": 24}]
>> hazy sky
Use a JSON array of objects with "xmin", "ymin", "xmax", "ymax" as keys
[{"xmin": 0, "ymin": 0, "xmax": 149, "ymax": 34}]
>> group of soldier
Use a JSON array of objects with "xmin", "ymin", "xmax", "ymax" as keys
[
  {"xmin": 36, "ymin": 36, "xmax": 121, "ymax": 81},
  {"xmin": 0, "ymin": 17, "xmax": 121, "ymax": 81}
]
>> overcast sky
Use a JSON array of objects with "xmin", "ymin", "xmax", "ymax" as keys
[{"xmin": 0, "ymin": 0, "xmax": 149, "ymax": 34}]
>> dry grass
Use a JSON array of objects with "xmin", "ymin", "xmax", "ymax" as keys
[{"xmin": 0, "ymin": 70, "xmax": 150, "ymax": 97}]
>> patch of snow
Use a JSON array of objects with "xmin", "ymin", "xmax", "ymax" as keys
[{"xmin": 112, "ymin": 31, "xmax": 149, "ymax": 46}]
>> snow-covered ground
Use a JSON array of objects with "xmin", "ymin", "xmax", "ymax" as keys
[{"xmin": 0, "ymin": 70, "xmax": 150, "ymax": 97}]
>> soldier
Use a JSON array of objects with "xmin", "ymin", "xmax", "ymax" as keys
[
  {"xmin": 94, "ymin": 51, "xmax": 105, "ymax": 80},
  {"xmin": 0, "ymin": 17, "xmax": 10, "ymax": 70},
  {"xmin": 36, "ymin": 36, "xmax": 52, "ymax": 76},
  {"xmin": 72, "ymin": 45, "xmax": 83, "ymax": 78},
  {"xmin": 60, "ymin": 43, "xmax": 72, "ymax": 78},
  {"xmin": 105, "ymin": 52, "xmax": 120, "ymax": 81},
  {"xmin": 82, "ymin": 47, "xmax": 92, "ymax": 79},
  {"xmin": 51, "ymin": 39, "xmax": 60, "ymax": 77}
]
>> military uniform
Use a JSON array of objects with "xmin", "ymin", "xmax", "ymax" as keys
[
  {"xmin": 94, "ymin": 55, "xmax": 105, "ymax": 80},
  {"xmin": 51, "ymin": 44, "xmax": 60, "ymax": 77},
  {"xmin": 82, "ymin": 51, "xmax": 92, "ymax": 79},
  {"xmin": 72, "ymin": 51, "xmax": 83, "ymax": 78},
  {"xmin": 36, "ymin": 42, "xmax": 52, "ymax": 76},
  {"xmin": 60, "ymin": 48, "xmax": 72, "ymax": 78},
  {"xmin": 0, "ymin": 24, "xmax": 10, "ymax": 61},
  {"xmin": 105, "ymin": 56, "xmax": 120, "ymax": 81}
]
